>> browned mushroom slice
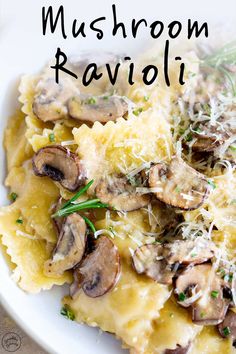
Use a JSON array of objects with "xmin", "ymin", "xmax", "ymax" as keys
[
  {"xmin": 175, "ymin": 264, "xmax": 228, "ymax": 324},
  {"xmin": 45, "ymin": 213, "xmax": 87, "ymax": 276},
  {"xmin": 95, "ymin": 175, "xmax": 150, "ymax": 212},
  {"xmin": 32, "ymin": 145, "xmax": 86, "ymax": 191},
  {"xmin": 132, "ymin": 244, "xmax": 175, "ymax": 285},
  {"xmin": 164, "ymin": 343, "xmax": 191, "ymax": 354},
  {"xmin": 151, "ymin": 200, "xmax": 181, "ymax": 232},
  {"xmin": 164, "ymin": 238, "xmax": 215, "ymax": 266},
  {"xmin": 148, "ymin": 156, "xmax": 209, "ymax": 210},
  {"xmin": 68, "ymin": 94, "xmax": 131, "ymax": 123},
  {"xmin": 190, "ymin": 115, "xmax": 236, "ymax": 152},
  {"xmin": 76, "ymin": 236, "xmax": 120, "ymax": 298},
  {"xmin": 33, "ymin": 78, "xmax": 78, "ymax": 122},
  {"xmin": 218, "ymin": 310, "xmax": 236, "ymax": 344}
]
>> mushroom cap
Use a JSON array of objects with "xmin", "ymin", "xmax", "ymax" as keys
[
  {"xmin": 32, "ymin": 145, "xmax": 86, "ymax": 192},
  {"xmin": 77, "ymin": 236, "xmax": 121, "ymax": 298},
  {"xmin": 44, "ymin": 213, "xmax": 87, "ymax": 276},
  {"xmin": 164, "ymin": 238, "xmax": 216, "ymax": 266},
  {"xmin": 68, "ymin": 94, "xmax": 131, "ymax": 123},
  {"xmin": 95, "ymin": 175, "xmax": 151, "ymax": 212},
  {"xmin": 175, "ymin": 264, "xmax": 228, "ymax": 324},
  {"xmin": 218, "ymin": 310, "xmax": 236, "ymax": 341},
  {"xmin": 148, "ymin": 156, "xmax": 210, "ymax": 210},
  {"xmin": 32, "ymin": 78, "xmax": 78, "ymax": 122},
  {"xmin": 190, "ymin": 115, "xmax": 236, "ymax": 152},
  {"xmin": 132, "ymin": 244, "xmax": 175, "ymax": 285}
]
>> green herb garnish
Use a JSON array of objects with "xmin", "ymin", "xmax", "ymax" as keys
[
  {"xmin": 133, "ymin": 108, "xmax": 143, "ymax": 116},
  {"xmin": 60, "ymin": 306, "xmax": 75, "ymax": 321},
  {"xmin": 178, "ymin": 292, "xmax": 186, "ymax": 302},
  {"xmin": 175, "ymin": 186, "xmax": 181, "ymax": 193},
  {"xmin": 184, "ymin": 133, "xmax": 193, "ymax": 142},
  {"xmin": 230, "ymin": 145, "xmax": 236, "ymax": 152},
  {"xmin": 222, "ymin": 326, "xmax": 231, "ymax": 337},
  {"xmin": 143, "ymin": 95, "xmax": 150, "ymax": 102},
  {"xmin": 49, "ymin": 133, "xmax": 55, "ymax": 142},
  {"xmin": 9, "ymin": 192, "xmax": 18, "ymax": 202},
  {"xmin": 200, "ymin": 312, "xmax": 205, "ymax": 318},
  {"xmin": 82, "ymin": 216, "xmax": 96, "ymax": 233},
  {"xmin": 16, "ymin": 218, "xmax": 23, "ymax": 224},
  {"xmin": 52, "ymin": 180, "xmax": 108, "ymax": 222},
  {"xmin": 86, "ymin": 97, "xmax": 97, "ymax": 105},
  {"xmin": 207, "ymin": 180, "xmax": 216, "ymax": 189},
  {"xmin": 191, "ymin": 253, "xmax": 197, "ymax": 258},
  {"xmin": 211, "ymin": 290, "xmax": 219, "ymax": 299},
  {"xmin": 202, "ymin": 41, "xmax": 236, "ymax": 96}
]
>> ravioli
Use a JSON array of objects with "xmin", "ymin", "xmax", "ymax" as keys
[{"xmin": 0, "ymin": 42, "xmax": 236, "ymax": 354}]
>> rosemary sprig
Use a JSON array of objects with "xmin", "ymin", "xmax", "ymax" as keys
[
  {"xmin": 82, "ymin": 216, "xmax": 96, "ymax": 233},
  {"xmin": 202, "ymin": 41, "xmax": 236, "ymax": 95},
  {"xmin": 51, "ymin": 180, "xmax": 108, "ymax": 220},
  {"xmin": 61, "ymin": 179, "xmax": 94, "ymax": 210},
  {"xmin": 203, "ymin": 41, "xmax": 236, "ymax": 68}
]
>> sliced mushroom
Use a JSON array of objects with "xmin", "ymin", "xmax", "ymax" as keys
[
  {"xmin": 218, "ymin": 310, "xmax": 236, "ymax": 345},
  {"xmin": 190, "ymin": 115, "xmax": 236, "ymax": 152},
  {"xmin": 74, "ymin": 236, "xmax": 120, "ymax": 297},
  {"xmin": 192, "ymin": 278, "xmax": 228, "ymax": 325},
  {"xmin": 151, "ymin": 200, "xmax": 181, "ymax": 232},
  {"xmin": 148, "ymin": 156, "xmax": 210, "ymax": 210},
  {"xmin": 175, "ymin": 264, "xmax": 228, "ymax": 324},
  {"xmin": 95, "ymin": 175, "xmax": 150, "ymax": 212},
  {"xmin": 33, "ymin": 78, "xmax": 78, "ymax": 122},
  {"xmin": 45, "ymin": 213, "xmax": 87, "ymax": 276},
  {"xmin": 68, "ymin": 94, "xmax": 131, "ymax": 123},
  {"xmin": 32, "ymin": 145, "xmax": 86, "ymax": 191},
  {"xmin": 164, "ymin": 343, "xmax": 191, "ymax": 354},
  {"xmin": 164, "ymin": 238, "xmax": 216, "ymax": 266},
  {"xmin": 132, "ymin": 244, "xmax": 175, "ymax": 285}
]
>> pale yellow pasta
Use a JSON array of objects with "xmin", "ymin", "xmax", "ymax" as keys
[{"xmin": 0, "ymin": 43, "xmax": 235, "ymax": 354}]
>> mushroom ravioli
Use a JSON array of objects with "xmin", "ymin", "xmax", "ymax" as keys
[{"xmin": 0, "ymin": 40, "xmax": 236, "ymax": 354}]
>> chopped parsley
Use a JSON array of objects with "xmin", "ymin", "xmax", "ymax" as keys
[
  {"xmin": 200, "ymin": 312, "xmax": 205, "ymax": 318},
  {"xmin": 207, "ymin": 180, "xmax": 216, "ymax": 189},
  {"xmin": 49, "ymin": 133, "xmax": 55, "ymax": 142},
  {"xmin": 143, "ymin": 95, "xmax": 150, "ymax": 102},
  {"xmin": 211, "ymin": 290, "xmax": 219, "ymax": 299},
  {"xmin": 178, "ymin": 128, "xmax": 185, "ymax": 135},
  {"xmin": 191, "ymin": 253, "xmax": 197, "ymax": 258},
  {"xmin": 102, "ymin": 95, "xmax": 109, "ymax": 100},
  {"xmin": 9, "ymin": 192, "xmax": 18, "ymax": 202},
  {"xmin": 178, "ymin": 292, "xmax": 186, "ymax": 302},
  {"xmin": 192, "ymin": 126, "xmax": 202, "ymax": 134},
  {"xmin": 184, "ymin": 133, "xmax": 193, "ymax": 142},
  {"xmin": 202, "ymin": 103, "xmax": 211, "ymax": 115},
  {"xmin": 133, "ymin": 107, "xmax": 143, "ymax": 116},
  {"xmin": 86, "ymin": 97, "xmax": 97, "ymax": 105},
  {"xmin": 222, "ymin": 326, "xmax": 231, "ymax": 337},
  {"xmin": 230, "ymin": 145, "xmax": 236, "ymax": 151},
  {"xmin": 175, "ymin": 186, "xmax": 181, "ymax": 193},
  {"xmin": 224, "ymin": 273, "xmax": 233, "ymax": 283},
  {"xmin": 16, "ymin": 218, "xmax": 23, "ymax": 224},
  {"xmin": 60, "ymin": 306, "xmax": 75, "ymax": 321}
]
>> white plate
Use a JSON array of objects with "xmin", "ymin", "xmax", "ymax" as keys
[{"xmin": 0, "ymin": 1, "xmax": 235, "ymax": 353}]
